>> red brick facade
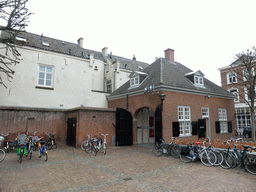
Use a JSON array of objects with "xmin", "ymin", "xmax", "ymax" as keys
[{"xmin": 109, "ymin": 90, "xmax": 236, "ymax": 144}]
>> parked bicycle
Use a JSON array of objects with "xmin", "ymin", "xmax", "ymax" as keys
[
  {"xmin": 220, "ymin": 138, "xmax": 256, "ymax": 174},
  {"xmin": 16, "ymin": 134, "xmax": 28, "ymax": 163},
  {"xmin": 153, "ymin": 137, "xmax": 180, "ymax": 158},
  {"xmin": 38, "ymin": 140, "xmax": 48, "ymax": 161},
  {"xmin": 27, "ymin": 135, "xmax": 34, "ymax": 160},
  {"xmin": 44, "ymin": 131, "xmax": 57, "ymax": 150},
  {"xmin": 81, "ymin": 133, "xmax": 92, "ymax": 152},
  {"xmin": 180, "ymin": 141, "xmax": 217, "ymax": 166},
  {"xmin": 0, "ymin": 135, "xmax": 6, "ymax": 162},
  {"xmin": 206, "ymin": 137, "xmax": 223, "ymax": 166},
  {"xmin": 0, "ymin": 133, "xmax": 12, "ymax": 153},
  {"xmin": 92, "ymin": 134, "xmax": 109, "ymax": 156}
]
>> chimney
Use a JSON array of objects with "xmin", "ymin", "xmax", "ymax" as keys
[
  {"xmin": 102, "ymin": 47, "xmax": 108, "ymax": 56},
  {"xmin": 133, "ymin": 54, "xmax": 136, "ymax": 61},
  {"xmin": 77, "ymin": 37, "xmax": 83, "ymax": 48},
  {"xmin": 164, "ymin": 48, "xmax": 175, "ymax": 62}
]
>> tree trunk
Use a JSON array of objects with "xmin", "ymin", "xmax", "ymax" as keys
[{"xmin": 250, "ymin": 101, "xmax": 255, "ymax": 141}]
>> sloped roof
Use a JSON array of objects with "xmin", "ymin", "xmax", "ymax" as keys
[
  {"xmin": 0, "ymin": 30, "xmax": 149, "ymax": 71},
  {"xmin": 108, "ymin": 58, "xmax": 233, "ymax": 99}
]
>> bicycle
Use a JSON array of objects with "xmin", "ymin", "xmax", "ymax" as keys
[
  {"xmin": 17, "ymin": 134, "xmax": 28, "ymax": 163},
  {"xmin": 180, "ymin": 141, "xmax": 217, "ymax": 166},
  {"xmin": 206, "ymin": 137, "xmax": 223, "ymax": 166},
  {"xmin": 92, "ymin": 134, "xmax": 109, "ymax": 156},
  {"xmin": 38, "ymin": 140, "xmax": 48, "ymax": 161},
  {"xmin": 152, "ymin": 137, "xmax": 180, "ymax": 158},
  {"xmin": 0, "ymin": 135, "xmax": 6, "ymax": 162},
  {"xmin": 44, "ymin": 131, "xmax": 57, "ymax": 150},
  {"xmin": 81, "ymin": 133, "xmax": 92, "ymax": 152}
]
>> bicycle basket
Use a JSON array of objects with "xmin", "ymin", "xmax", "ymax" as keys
[{"xmin": 180, "ymin": 146, "xmax": 190, "ymax": 155}]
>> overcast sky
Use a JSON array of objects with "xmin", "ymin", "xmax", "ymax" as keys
[{"xmin": 25, "ymin": 0, "xmax": 256, "ymax": 86}]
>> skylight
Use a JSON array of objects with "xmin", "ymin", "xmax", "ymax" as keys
[{"xmin": 16, "ymin": 36, "xmax": 27, "ymax": 42}]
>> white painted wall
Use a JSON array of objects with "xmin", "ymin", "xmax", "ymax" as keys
[{"xmin": 0, "ymin": 45, "xmax": 108, "ymax": 109}]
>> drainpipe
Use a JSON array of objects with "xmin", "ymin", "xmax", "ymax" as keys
[
  {"xmin": 126, "ymin": 94, "xmax": 129, "ymax": 109},
  {"xmin": 103, "ymin": 63, "xmax": 106, "ymax": 92},
  {"xmin": 113, "ymin": 68, "xmax": 117, "ymax": 91}
]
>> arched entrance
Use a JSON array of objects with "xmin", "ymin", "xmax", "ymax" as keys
[{"xmin": 136, "ymin": 108, "xmax": 155, "ymax": 144}]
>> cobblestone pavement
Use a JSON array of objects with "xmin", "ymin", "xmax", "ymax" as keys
[{"xmin": 0, "ymin": 144, "xmax": 255, "ymax": 192}]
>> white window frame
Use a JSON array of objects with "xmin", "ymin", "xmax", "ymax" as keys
[
  {"xmin": 130, "ymin": 76, "xmax": 139, "ymax": 87},
  {"xmin": 38, "ymin": 65, "xmax": 54, "ymax": 88},
  {"xmin": 178, "ymin": 106, "xmax": 191, "ymax": 136},
  {"xmin": 229, "ymin": 88, "xmax": 239, "ymax": 102},
  {"xmin": 227, "ymin": 72, "xmax": 237, "ymax": 84},
  {"xmin": 106, "ymin": 79, "xmax": 112, "ymax": 93},
  {"xmin": 218, "ymin": 108, "xmax": 227, "ymax": 133},
  {"xmin": 194, "ymin": 75, "xmax": 204, "ymax": 86},
  {"xmin": 243, "ymin": 68, "xmax": 255, "ymax": 81},
  {"xmin": 202, "ymin": 107, "xmax": 209, "ymax": 118},
  {"xmin": 244, "ymin": 87, "xmax": 256, "ymax": 101}
]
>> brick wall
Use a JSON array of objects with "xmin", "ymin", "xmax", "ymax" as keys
[
  {"xmin": 66, "ymin": 107, "xmax": 116, "ymax": 147},
  {"xmin": 109, "ymin": 90, "xmax": 236, "ymax": 144},
  {"xmin": 0, "ymin": 107, "xmax": 66, "ymax": 142}
]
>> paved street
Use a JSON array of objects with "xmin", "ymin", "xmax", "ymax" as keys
[{"xmin": 0, "ymin": 144, "xmax": 255, "ymax": 192}]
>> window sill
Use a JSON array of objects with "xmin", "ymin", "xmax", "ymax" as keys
[
  {"xmin": 35, "ymin": 86, "xmax": 54, "ymax": 90},
  {"xmin": 179, "ymin": 134, "xmax": 192, "ymax": 138}
]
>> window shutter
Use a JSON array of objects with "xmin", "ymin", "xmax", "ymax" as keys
[
  {"xmin": 215, "ymin": 121, "xmax": 220, "ymax": 133},
  {"xmin": 172, "ymin": 122, "xmax": 180, "ymax": 137},
  {"xmin": 192, "ymin": 122, "xmax": 198, "ymax": 135},
  {"xmin": 228, "ymin": 121, "xmax": 232, "ymax": 133}
]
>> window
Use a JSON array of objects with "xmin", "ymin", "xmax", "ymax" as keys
[
  {"xmin": 229, "ymin": 89, "xmax": 239, "ymax": 102},
  {"xmin": 244, "ymin": 87, "xmax": 256, "ymax": 101},
  {"xmin": 130, "ymin": 76, "xmax": 139, "ymax": 87},
  {"xmin": 106, "ymin": 79, "xmax": 112, "ymax": 93},
  {"xmin": 38, "ymin": 65, "xmax": 53, "ymax": 87},
  {"xmin": 227, "ymin": 73, "xmax": 237, "ymax": 84},
  {"xmin": 243, "ymin": 68, "xmax": 255, "ymax": 81},
  {"xmin": 178, "ymin": 106, "xmax": 191, "ymax": 136},
  {"xmin": 202, "ymin": 107, "xmax": 209, "ymax": 118},
  {"xmin": 194, "ymin": 76, "xmax": 204, "ymax": 86},
  {"xmin": 218, "ymin": 108, "xmax": 227, "ymax": 133}
]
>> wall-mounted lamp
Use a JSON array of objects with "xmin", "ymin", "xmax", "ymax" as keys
[
  {"xmin": 144, "ymin": 84, "xmax": 155, "ymax": 94},
  {"xmin": 205, "ymin": 95, "xmax": 211, "ymax": 99},
  {"xmin": 159, "ymin": 93, "xmax": 166, "ymax": 111}
]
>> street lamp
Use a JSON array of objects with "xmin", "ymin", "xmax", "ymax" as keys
[{"xmin": 159, "ymin": 93, "xmax": 166, "ymax": 111}]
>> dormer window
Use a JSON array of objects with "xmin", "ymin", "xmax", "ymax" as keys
[
  {"xmin": 185, "ymin": 70, "xmax": 205, "ymax": 88},
  {"xmin": 130, "ymin": 76, "xmax": 139, "ymax": 87},
  {"xmin": 194, "ymin": 76, "xmax": 204, "ymax": 86}
]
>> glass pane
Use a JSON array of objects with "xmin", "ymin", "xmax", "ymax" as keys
[
  {"xmin": 39, "ymin": 66, "xmax": 45, "ymax": 72},
  {"xmin": 46, "ymin": 74, "xmax": 52, "ymax": 80},
  {"xmin": 38, "ymin": 79, "xmax": 44, "ymax": 85},
  {"xmin": 46, "ymin": 67, "xmax": 52, "ymax": 73},
  {"xmin": 46, "ymin": 80, "xmax": 51, "ymax": 86},
  {"xmin": 39, "ymin": 72, "xmax": 45, "ymax": 79}
]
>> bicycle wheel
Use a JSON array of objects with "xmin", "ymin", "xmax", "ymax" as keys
[
  {"xmin": 170, "ymin": 145, "xmax": 180, "ymax": 158},
  {"xmin": 220, "ymin": 152, "xmax": 234, "ymax": 169},
  {"xmin": 53, "ymin": 142, "xmax": 57, "ymax": 149},
  {"xmin": 244, "ymin": 157, "xmax": 256, "ymax": 175},
  {"xmin": 81, "ymin": 141, "xmax": 88, "ymax": 151},
  {"xmin": 19, "ymin": 154, "xmax": 23, "ymax": 163},
  {"xmin": 43, "ymin": 154, "xmax": 48, "ymax": 161},
  {"xmin": 153, "ymin": 145, "xmax": 163, "ymax": 156},
  {"xmin": 103, "ymin": 143, "xmax": 107, "ymax": 155},
  {"xmin": 180, "ymin": 153, "xmax": 192, "ymax": 163},
  {"xmin": 92, "ymin": 145, "xmax": 97, "ymax": 156},
  {"xmin": 212, "ymin": 150, "xmax": 223, "ymax": 166},
  {"xmin": 85, "ymin": 142, "xmax": 92, "ymax": 153},
  {"xmin": 0, "ymin": 149, "xmax": 6, "ymax": 162},
  {"xmin": 46, "ymin": 141, "xmax": 52, "ymax": 150},
  {"xmin": 200, "ymin": 151, "xmax": 217, "ymax": 166}
]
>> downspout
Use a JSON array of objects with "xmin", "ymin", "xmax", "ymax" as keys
[
  {"xmin": 126, "ymin": 94, "xmax": 129, "ymax": 109},
  {"xmin": 113, "ymin": 68, "xmax": 117, "ymax": 91},
  {"xmin": 160, "ymin": 57, "xmax": 163, "ymax": 84},
  {"xmin": 103, "ymin": 63, "xmax": 106, "ymax": 92}
]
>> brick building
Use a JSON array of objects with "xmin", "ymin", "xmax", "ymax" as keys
[{"xmin": 108, "ymin": 49, "xmax": 236, "ymax": 145}]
